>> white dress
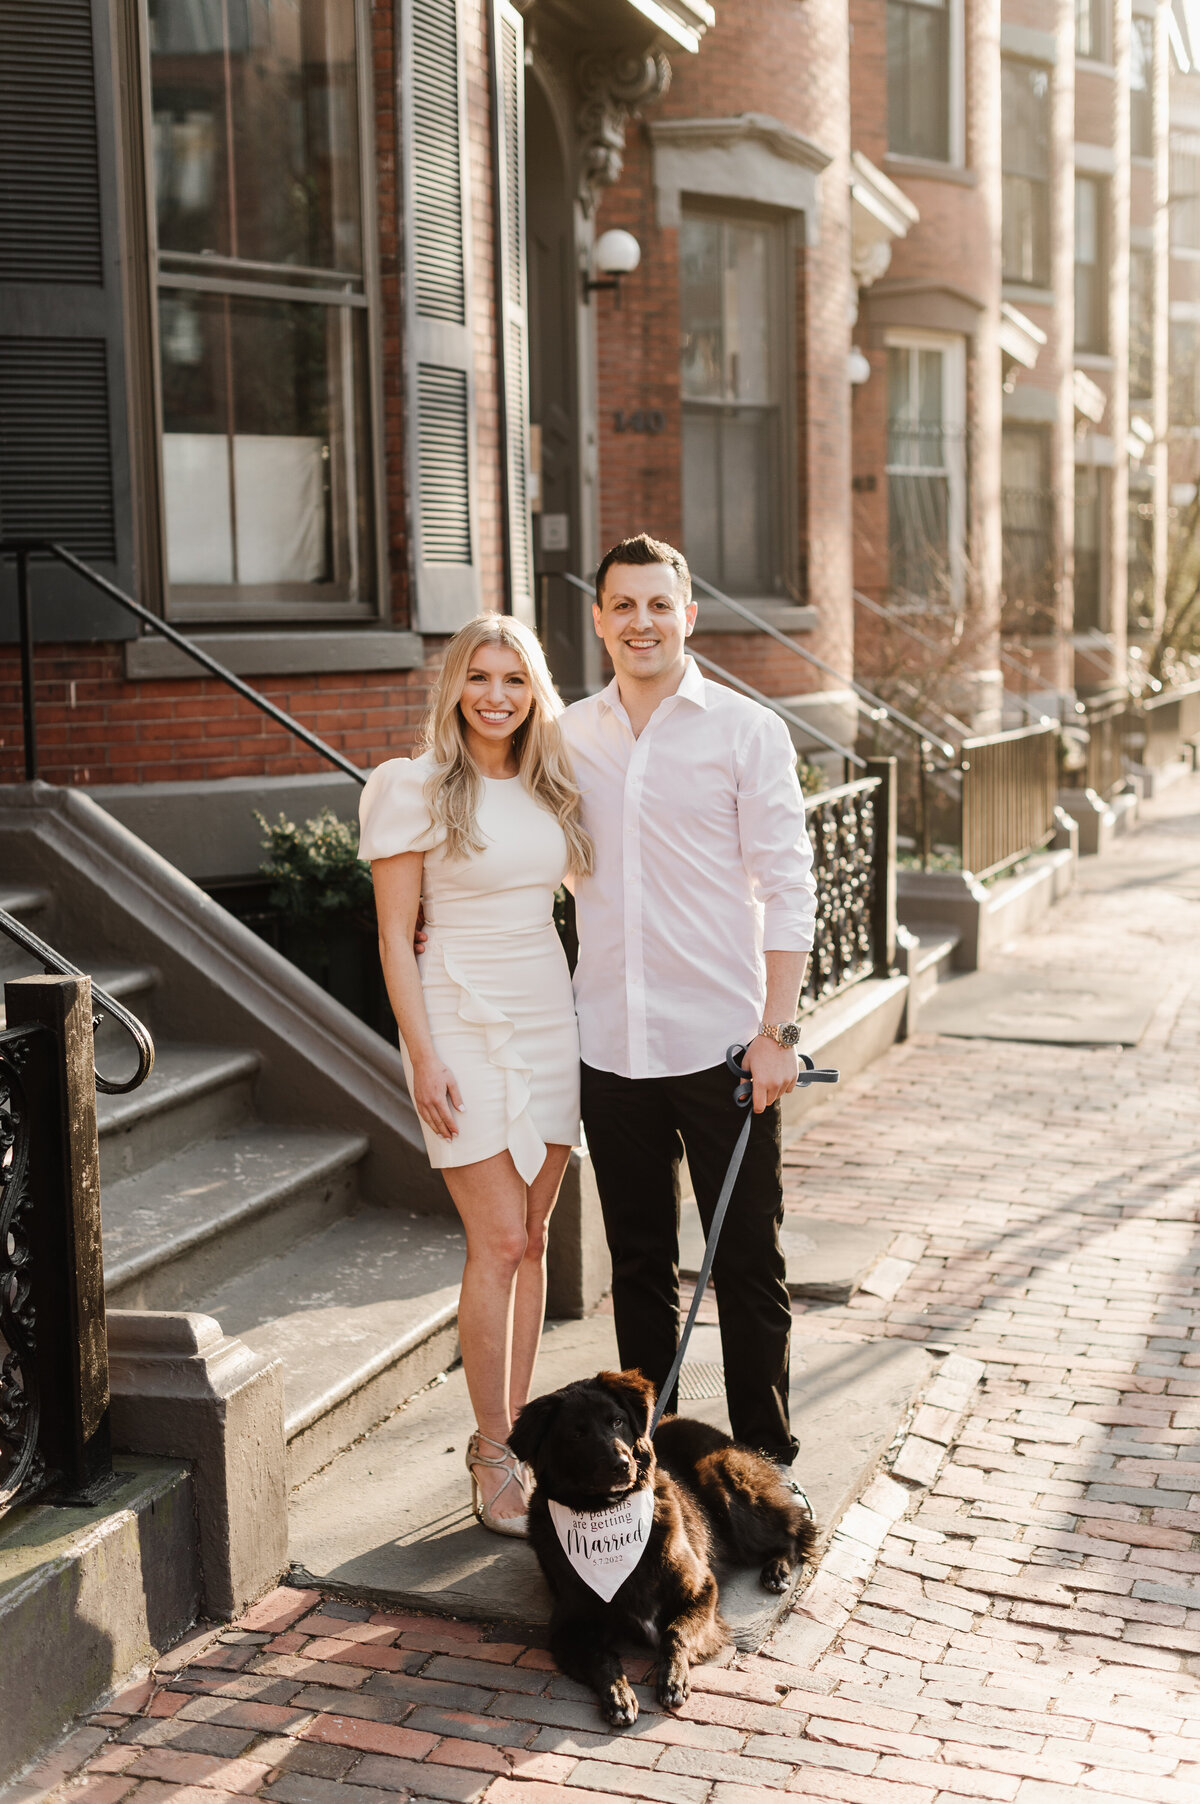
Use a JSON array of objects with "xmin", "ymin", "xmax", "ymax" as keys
[{"xmin": 358, "ymin": 754, "xmax": 580, "ymax": 1183}]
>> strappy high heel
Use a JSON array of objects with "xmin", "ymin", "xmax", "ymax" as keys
[{"xmin": 466, "ymin": 1430, "xmax": 530, "ymax": 1537}]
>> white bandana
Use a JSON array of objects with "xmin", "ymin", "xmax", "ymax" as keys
[{"xmin": 547, "ymin": 1489, "xmax": 655, "ymax": 1602}]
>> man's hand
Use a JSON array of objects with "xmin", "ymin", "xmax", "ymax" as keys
[
  {"xmin": 743, "ymin": 1034, "xmax": 799, "ymax": 1114},
  {"xmin": 413, "ymin": 902, "xmax": 428, "ymax": 957}
]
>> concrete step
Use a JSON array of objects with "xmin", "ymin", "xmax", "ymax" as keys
[
  {"xmin": 288, "ymin": 1311, "xmax": 934, "ymax": 1650},
  {"xmin": 102, "ymin": 1123, "xmax": 369, "ymax": 1311},
  {"xmin": 0, "ymin": 1457, "xmax": 198, "ymax": 1786},
  {"xmin": 197, "ymin": 1206, "xmax": 466, "ymax": 1488},
  {"xmin": 907, "ymin": 924, "xmax": 961, "ymax": 1021},
  {"xmin": 96, "ymin": 1042, "xmax": 260, "ymax": 1185}
]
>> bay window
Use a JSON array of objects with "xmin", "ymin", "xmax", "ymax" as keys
[
  {"xmin": 147, "ymin": 0, "xmax": 379, "ymax": 617},
  {"xmin": 679, "ymin": 212, "xmax": 788, "ymax": 597}
]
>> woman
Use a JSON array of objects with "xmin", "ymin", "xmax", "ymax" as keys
[{"xmin": 359, "ymin": 614, "xmax": 591, "ymax": 1536}]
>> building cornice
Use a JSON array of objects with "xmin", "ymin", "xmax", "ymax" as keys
[{"xmin": 650, "ymin": 112, "xmax": 832, "ymax": 174}]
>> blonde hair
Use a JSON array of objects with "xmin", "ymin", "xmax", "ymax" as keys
[{"xmin": 420, "ymin": 613, "xmax": 594, "ymax": 876}]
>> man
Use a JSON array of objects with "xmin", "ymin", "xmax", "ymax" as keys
[{"xmin": 561, "ymin": 533, "xmax": 816, "ymax": 1469}]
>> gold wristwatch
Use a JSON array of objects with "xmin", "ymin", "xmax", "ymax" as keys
[{"xmin": 759, "ymin": 1021, "xmax": 801, "ymax": 1049}]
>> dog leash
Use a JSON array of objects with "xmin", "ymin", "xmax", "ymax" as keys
[{"xmin": 648, "ymin": 1042, "xmax": 840, "ymax": 1436}]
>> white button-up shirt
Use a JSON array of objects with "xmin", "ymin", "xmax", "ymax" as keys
[{"xmin": 560, "ymin": 658, "xmax": 817, "ymax": 1080}]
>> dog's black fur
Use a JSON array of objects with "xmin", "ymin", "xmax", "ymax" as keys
[{"xmin": 509, "ymin": 1369, "xmax": 817, "ymax": 1727}]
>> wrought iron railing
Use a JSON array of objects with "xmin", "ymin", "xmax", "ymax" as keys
[
  {"xmin": 960, "ymin": 721, "xmax": 1059, "ymax": 880},
  {"xmin": 2, "ymin": 976, "xmax": 115, "ymax": 1521},
  {"xmin": 0, "ymin": 905, "xmax": 154, "ymax": 1093},
  {"xmin": 801, "ymin": 759, "xmax": 897, "ymax": 1011},
  {"xmin": 1065, "ymin": 691, "xmax": 1132, "ymax": 799},
  {"xmin": 1137, "ymin": 677, "xmax": 1200, "ymax": 770},
  {"xmin": 1, "ymin": 539, "xmax": 366, "ymax": 787}
]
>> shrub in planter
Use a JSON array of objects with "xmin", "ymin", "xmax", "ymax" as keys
[{"xmin": 254, "ymin": 809, "xmax": 395, "ymax": 1038}]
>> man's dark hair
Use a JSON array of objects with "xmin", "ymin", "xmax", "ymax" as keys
[{"xmin": 595, "ymin": 533, "xmax": 691, "ymax": 607}]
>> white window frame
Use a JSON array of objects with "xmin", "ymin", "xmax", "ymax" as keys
[{"xmin": 884, "ymin": 329, "xmax": 967, "ymax": 608}]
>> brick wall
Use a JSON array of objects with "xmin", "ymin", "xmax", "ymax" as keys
[
  {"xmin": 593, "ymin": 0, "xmax": 855, "ymax": 702},
  {"xmin": 0, "ymin": 652, "xmax": 441, "ymax": 789}
]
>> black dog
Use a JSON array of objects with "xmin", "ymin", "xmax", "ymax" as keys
[{"xmin": 509, "ymin": 1368, "xmax": 816, "ymax": 1727}]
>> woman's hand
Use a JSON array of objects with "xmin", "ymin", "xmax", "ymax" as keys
[{"xmin": 411, "ymin": 1055, "xmax": 465, "ymax": 1140}]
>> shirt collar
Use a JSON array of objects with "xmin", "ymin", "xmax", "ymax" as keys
[{"xmin": 597, "ymin": 656, "xmax": 708, "ymax": 718}]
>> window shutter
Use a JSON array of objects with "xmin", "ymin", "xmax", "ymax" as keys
[
  {"xmin": 403, "ymin": 0, "xmax": 482, "ymax": 632},
  {"xmin": 492, "ymin": 0, "xmax": 535, "ymax": 626},
  {"xmin": 0, "ymin": 0, "xmax": 135, "ymax": 641}
]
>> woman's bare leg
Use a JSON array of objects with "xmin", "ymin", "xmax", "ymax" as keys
[
  {"xmin": 509, "ymin": 1144, "xmax": 572, "ymax": 1420},
  {"xmin": 442, "ymin": 1149, "xmax": 531, "ymax": 1519}
]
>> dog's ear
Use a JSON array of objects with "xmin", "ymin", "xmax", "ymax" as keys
[
  {"xmin": 509, "ymin": 1392, "xmax": 560, "ymax": 1468},
  {"xmin": 596, "ymin": 1369, "xmax": 656, "ymax": 1440}
]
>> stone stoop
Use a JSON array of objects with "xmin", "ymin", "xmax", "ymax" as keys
[
  {"xmin": 0, "ymin": 1460, "xmax": 198, "ymax": 1786},
  {"xmin": 897, "ymin": 845, "xmax": 1075, "ymax": 972},
  {"xmin": 0, "ymin": 867, "xmax": 468, "ymax": 1499},
  {"xmin": 285, "ymin": 1311, "xmax": 936, "ymax": 1654}
]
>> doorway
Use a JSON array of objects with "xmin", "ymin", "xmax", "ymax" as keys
[{"xmin": 525, "ymin": 73, "xmax": 587, "ymax": 697}]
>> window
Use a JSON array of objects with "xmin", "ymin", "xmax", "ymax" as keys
[
  {"xmin": 886, "ymin": 338, "xmax": 965, "ymax": 607},
  {"xmin": 679, "ymin": 213, "xmax": 787, "ymax": 597},
  {"xmin": 1075, "ymin": 0, "xmax": 1109, "ymax": 62},
  {"xmin": 1170, "ymin": 321, "xmax": 1200, "ymax": 425},
  {"xmin": 1129, "ymin": 248, "xmax": 1154, "ymax": 399},
  {"xmin": 1074, "ymin": 177, "xmax": 1107, "ymax": 352},
  {"xmin": 1170, "ymin": 137, "xmax": 1200, "ymax": 250},
  {"xmin": 1074, "ymin": 468, "xmax": 1104, "ymax": 632},
  {"xmin": 1001, "ymin": 61, "xmax": 1050, "ymax": 287},
  {"xmin": 887, "ymin": 0, "xmax": 951, "ymax": 162},
  {"xmin": 1130, "ymin": 17, "xmax": 1154, "ymax": 159},
  {"xmin": 147, "ymin": 0, "xmax": 377, "ymax": 617},
  {"xmin": 1128, "ymin": 488, "xmax": 1154, "ymax": 632},
  {"xmin": 1002, "ymin": 427, "xmax": 1054, "ymax": 635}
]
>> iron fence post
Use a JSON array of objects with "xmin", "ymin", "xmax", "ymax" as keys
[
  {"xmin": 4, "ymin": 974, "xmax": 113, "ymax": 1504},
  {"xmin": 16, "ymin": 547, "xmax": 37, "ymax": 782},
  {"xmin": 865, "ymin": 757, "xmax": 897, "ymax": 975}
]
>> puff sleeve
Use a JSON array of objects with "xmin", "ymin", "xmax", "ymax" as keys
[{"xmin": 358, "ymin": 756, "xmax": 443, "ymax": 861}]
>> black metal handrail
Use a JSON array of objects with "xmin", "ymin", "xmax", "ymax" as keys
[
  {"xmin": 1, "ymin": 539, "xmax": 367, "ymax": 787},
  {"xmin": 690, "ymin": 575, "xmax": 957, "ymax": 761},
  {"xmin": 0, "ymin": 905, "xmax": 154, "ymax": 1094},
  {"xmin": 800, "ymin": 767, "xmax": 894, "ymax": 1010},
  {"xmin": 562, "ymin": 572, "xmax": 866, "ymax": 769}
]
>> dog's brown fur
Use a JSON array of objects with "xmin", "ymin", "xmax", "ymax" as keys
[{"xmin": 509, "ymin": 1369, "xmax": 817, "ymax": 1727}]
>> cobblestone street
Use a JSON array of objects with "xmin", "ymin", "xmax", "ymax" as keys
[{"xmin": 18, "ymin": 775, "xmax": 1200, "ymax": 1804}]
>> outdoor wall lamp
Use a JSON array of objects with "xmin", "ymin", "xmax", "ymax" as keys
[{"xmin": 584, "ymin": 229, "xmax": 641, "ymax": 305}]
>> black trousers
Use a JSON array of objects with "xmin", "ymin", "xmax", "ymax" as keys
[{"xmin": 581, "ymin": 1060, "xmax": 797, "ymax": 1464}]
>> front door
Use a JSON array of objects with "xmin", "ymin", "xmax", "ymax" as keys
[{"xmin": 525, "ymin": 75, "xmax": 586, "ymax": 697}]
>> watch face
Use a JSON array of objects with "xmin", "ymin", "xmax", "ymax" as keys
[{"xmin": 779, "ymin": 1023, "xmax": 801, "ymax": 1048}]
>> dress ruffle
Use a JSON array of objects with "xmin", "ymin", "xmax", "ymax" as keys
[{"xmin": 439, "ymin": 945, "xmax": 547, "ymax": 1186}]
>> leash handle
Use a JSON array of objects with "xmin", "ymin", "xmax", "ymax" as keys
[{"xmin": 649, "ymin": 1040, "xmax": 840, "ymax": 1438}]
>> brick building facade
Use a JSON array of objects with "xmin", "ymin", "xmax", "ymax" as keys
[{"xmin": 1, "ymin": 0, "xmax": 1195, "ymax": 820}]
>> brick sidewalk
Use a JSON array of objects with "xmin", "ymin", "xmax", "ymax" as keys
[{"xmin": 21, "ymin": 777, "xmax": 1200, "ymax": 1804}]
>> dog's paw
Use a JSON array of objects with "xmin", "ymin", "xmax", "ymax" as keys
[
  {"xmin": 657, "ymin": 1661, "xmax": 690, "ymax": 1711},
  {"xmin": 761, "ymin": 1556, "xmax": 792, "ymax": 1594},
  {"xmin": 602, "ymin": 1678, "xmax": 639, "ymax": 1728}
]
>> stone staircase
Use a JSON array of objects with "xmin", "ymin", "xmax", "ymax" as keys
[{"xmin": 0, "ymin": 832, "xmax": 466, "ymax": 1492}]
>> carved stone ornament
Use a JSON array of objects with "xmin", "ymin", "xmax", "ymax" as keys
[{"xmin": 576, "ymin": 48, "xmax": 671, "ymax": 212}]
